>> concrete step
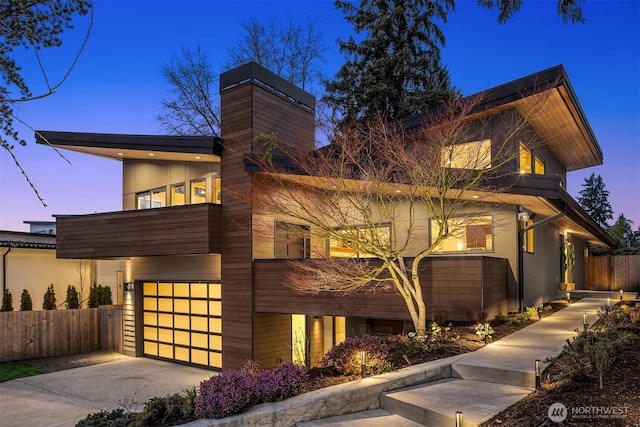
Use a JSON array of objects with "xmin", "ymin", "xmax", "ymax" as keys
[
  {"xmin": 295, "ymin": 409, "xmax": 422, "ymax": 427},
  {"xmin": 380, "ymin": 378, "xmax": 531, "ymax": 427}
]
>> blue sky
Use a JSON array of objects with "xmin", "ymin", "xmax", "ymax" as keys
[{"xmin": 1, "ymin": 0, "xmax": 638, "ymax": 231}]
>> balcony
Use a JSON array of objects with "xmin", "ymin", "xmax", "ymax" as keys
[
  {"xmin": 253, "ymin": 256, "xmax": 510, "ymax": 322},
  {"xmin": 56, "ymin": 204, "xmax": 222, "ymax": 258}
]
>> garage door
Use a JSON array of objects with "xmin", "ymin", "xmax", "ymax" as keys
[{"xmin": 142, "ymin": 281, "xmax": 222, "ymax": 368}]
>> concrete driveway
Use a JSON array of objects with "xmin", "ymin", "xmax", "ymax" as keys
[{"xmin": 0, "ymin": 357, "xmax": 214, "ymax": 427}]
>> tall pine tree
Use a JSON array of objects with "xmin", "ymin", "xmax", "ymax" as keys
[
  {"xmin": 323, "ymin": 0, "xmax": 456, "ymax": 125},
  {"xmin": 578, "ymin": 173, "xmax": 613, "ymax": 229}
]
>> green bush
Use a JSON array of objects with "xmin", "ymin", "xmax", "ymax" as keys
[
  {"xmin": 66, "ymin": 285, "xmax": 80, "ymax": 309},
  {"xmin": 135, "ymin": 393, "xmax": 193, "ymax": 426},
  {"xmin": 20, "ymin": 289, "xmax": 33, "ymax": 311},
  {"xmin": 42, "ymin": 284, "xmax": 57, "ymax": 310},
  {"xmin": 1, "ymin": 289, "xmax": 13, "ymax": 312},
  {"xmin": 75, "ymin": 408, "xmax": 138, "ymax": 427},
  {"xmin": 89, "ymin": 284, "xmax": 113, "ymax": 308}
]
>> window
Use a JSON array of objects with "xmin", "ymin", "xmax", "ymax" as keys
[
  {"xmin": 442, "ymin": 139, "xmax": 491, "ymax": 170},
  {"xmin": 521, "ymin": 218, "xmax": 534, "ymax": 253},
  {"xmin": 431, "ymin": 216, "xmax": 493, "ymax": 252},
  {"xmin": 136, "ymin": 187, "xmax": 166, "ymax": 209},
  {"xmin": 171, "ymin": 184, "xmax": 185, "ymax": 206},
  {"xmin": 275, "ymin": 222, "xmax": 310, "ymax": 258},
  {"xmin": 213, "ymin": 177, "xmax": 221, "ymax": 204},
  {"xmin": 329, "ymin": 225, "xmax": 391, "ymax": 258},
  {"xmin": 191, "ymin": 179, "xmax": 206, "ymax": 204},
  {"xmin": 519, "ymin": 142, "xmax": 532, "ymax": 174},
  {"xmin": 534, "ymin": 156, "xmax": 545, "ymax": 175}
]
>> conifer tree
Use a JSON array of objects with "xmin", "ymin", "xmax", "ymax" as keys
[
  {"xmin": 1, "ymin": 289, "xmax": 13, "ymax": 312},
  {"xmin": 578, "ymin": 173, "xmax": 614, "ymax": 229},
  {"xmin": 20, "ymin": 289, "xmax": 33, "ymax": 311},
  {"xmin": 43, "ymin": 284, "xmax": 57, "ymax": 310}
]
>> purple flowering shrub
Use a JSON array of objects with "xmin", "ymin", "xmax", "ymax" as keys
[
  {"xmin": 321, "ymin": 334, "xmax": 390, "ymax": 375},
  {"xmin": 194, "ymin": 370, "xmax": 256, "ymax": 419},
  {"xmin": 255, "ymin": 362, "xmax": 308, "ymax": 402}
]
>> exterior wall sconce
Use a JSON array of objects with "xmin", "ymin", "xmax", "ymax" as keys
[
  {"xmin": 535, "ymin": 359, "xmax": 541, "ymax": 390},
  {"xmin": 359, "ymin": 350, "xmax": 367, "ymax": 378},
  {"xmin": 583, "ymin": 313, "xmax": 588, "ymax": 332},
  {"xmin": 126, "ymin": 282, "xmax": 134, "ymax": 292},
  {"xmin": 518, "ymin": 211, "xmax": 530, "ymax": 222},
  {"xmin": 455, "ymin": 411, "xmax": 463, "ymax": 427}
]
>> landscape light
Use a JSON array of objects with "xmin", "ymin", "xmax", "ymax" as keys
[
  {"xmin": 535, "ymin": 359, "xmax": 541, "ymax": 390},
  {"xmin": 359, "ymin": 350, "xmax": 367, "ymax": 378},
  {"xmin": 620, "ymin": 289, "xmax": 624, "ymax": 301},
  {"xmin": 566, "ymin": 292, "xmax": 571, "ymax": 304},
  {"xmin": 583, "ymin": 313, "xmax": 588, "ymax": 332},
  {"xmin": 455, "ymin": 411, "xmax": 463, "ymax": 427}
]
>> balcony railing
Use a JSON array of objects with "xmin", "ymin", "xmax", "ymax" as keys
[{"xmin": 56, "ymin": 204, "xmax": 222, "ymax": 258}]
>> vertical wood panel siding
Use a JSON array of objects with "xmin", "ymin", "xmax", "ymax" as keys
[
  {"xmin": 56, "ymin": 204, "xmax": 222, "ymax": 259},
  {"xmin": 0, "ymin": 307, "xmax": 122, "ymax": 362},
  {"xmin": 253, "ymin": 257, "xmax": 509, "ymax": 322},
  {"xmin": 253, "ymin": 313, "xmax": 292, "ymax": 370},
  {"xmin": 585, "ymin": 255, "xmax": 640, "ymax": 290}
]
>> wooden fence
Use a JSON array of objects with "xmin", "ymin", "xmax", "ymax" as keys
[
  {"xmin": 585, "ymin": 255, "xmax": 640, "ymax": 291},
  {"xmin": 0, "ymin": 306, "xmax": 122, "ymax": 363}
]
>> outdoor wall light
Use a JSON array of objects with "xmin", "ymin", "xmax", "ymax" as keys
[
  {"xmin": 359, "ymin": 350, "xmax": 367, "ymax": 378},
  {"xmin": 126, "ymin": 282, "xmax": 134, "ymax": 291},
  {"xmin": 455, "ymin": 411, "xmax": 463, "ymax": 427},
  {"xmin": 583, "ymin": 313, "xmax": 588, "ymax": 331},
  {"xmin": 535, "ymin": 359, "xmax": 541, "ymax": 390}
]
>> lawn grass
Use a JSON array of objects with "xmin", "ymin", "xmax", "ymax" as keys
[{"xmin": 0, "ymin": 362, "xmax": 45, "ymax": 383}]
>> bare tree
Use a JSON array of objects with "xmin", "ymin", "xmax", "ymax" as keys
[
  {"xmin": 241, "ymin": 88, "xmax": 551, "ymax": 335},
  {"xmin": 227, "ymin": 15, "xmax": 327, "ymax": 91},
  {"xmin": 1, "ymin": 0, "xmax": 93, "ymax": 205},
  {"xmin": 157, "ymin": 45, "xmax": 220, "ymax": 136}
]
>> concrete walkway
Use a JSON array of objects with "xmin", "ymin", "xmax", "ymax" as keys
[{"xmin": 0, "ymin": 357, "xmax": 214, "ymax": 427}]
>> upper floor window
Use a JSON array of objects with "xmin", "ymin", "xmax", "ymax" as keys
[
  {"xmin": 329, "ymin": 225, "xmax": 391, "ymax": 258},
  {"xmin": 431, "ymin": 215, "xmax": 493, "ymax": 252},
  {"xmin": 275, "ymin": 222, "xmax": 310, "ymax": 258},
  {"xmin": 191, "ymin": 179, "xmax": 206, "ymax": 204},
  {"xmin": 534, "ymin": 156, "xmax": 545, "ymax": 175},
  {"xmin": 442, "ymin": 139, "xmax": 491, "ymax": 170},
  {"xmin": 213, "ymin": 177, "xmax": 221, "ymax": 204},
  {"xmin": 171, "ymin": 184, "xmax": 185, "ymax": 206},
  {"xmin": 519, "ymin": 142, "xmax": 532, "ymax": 174},
  {"xmin": 137, "ymin": 187, "xmax": 166, "ymax": 209}
]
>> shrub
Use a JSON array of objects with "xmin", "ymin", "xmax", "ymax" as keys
[
  {"xmin": 474, "ymin": 311, "xmax": 488, "ymax": 324},
  {"xmin": 88, "ymin": 284, "xmax": 113, "ymax": 308},
  {"xmin": 511, "ymin": 311, "xmax": 530, "ymax": 324},
  {"xmin": 1, "ymin": 289, "xmax": 13, "ymax": 312},
  {"xmin": 194, "ymin": 370, "xmax": 256, "ymax": 419},
  {"xmin": 136, "ymin": 393, "xmax": 193, "ymax": 426},
  {"xmin": 66, "ymin": 285, "xmax": 80, "ymax": 309},
  {"xmin": 75, "ymin": 408, "xmax": 138, "ymax": 427},
  {"xmin": 597, "ymin": 304, "xmax": 630, "ymax": 328},
  {"xmin": 492, "ymin": 312, "xmax": 508, "ymax": 325},
  {"xmin": 255, "ymin": 362, "xmax": 307, "ymax": 403},
  {"xmin": 321, "ymin": 334, "xmax": 389, "ymax": 376},
  {"xmin": 42, "ymin": 284, "xmax": 57, "ymax": 310},
  {"xmin": 20, "ymin": 289, "xmax": 33, "ymax": 311}
]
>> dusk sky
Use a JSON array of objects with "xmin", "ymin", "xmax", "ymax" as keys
[{"xmin": 1, "ymin": 0, "xmax": 638, "ymax": 232}]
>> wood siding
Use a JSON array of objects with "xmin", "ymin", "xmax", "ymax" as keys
[
  {"xmin": 253, "ymin": 257, "xmax": 509, "ymax": 322},
  {"xmin": 56, "ymin": 204, "xmax": 222, "ymax": 259},
  {"xmin": 585, "ymin": 255, "xmax": 640, "ymax": 291},
  {"xmin": 0, "ymin": 306, "xmax": 122, "ymax": 362},
  {"xmin": 220, "ymin": 67, "xmax": 316, "ymax": 370},
  {"xmin": 253, "ymin": 313, "xmax": 292, "ymax": 370}
]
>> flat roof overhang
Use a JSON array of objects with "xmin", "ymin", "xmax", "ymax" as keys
[
  {"xmin": 258, "ymin": 171, "xmax": 616, "ymax": 248},
  {"xmin": 35, "ymin": 131, "xmax": 223, "ymax": 162}
]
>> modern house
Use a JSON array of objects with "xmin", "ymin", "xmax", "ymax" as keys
[{"xmin": 39, "ymin": 62, "xmax": 614, "ymax": 371}]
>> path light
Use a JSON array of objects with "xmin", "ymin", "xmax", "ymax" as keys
[
  {"xmin": 535, "ymin": 359, "xmax": 541, "ymax": 390},
  {"xmin": 359, "ymin": 350, "xmax": 367, "ymax": 378},
  {"xmin": 583, "ymin": 313, "xmax": 588, "ymax": 332},
  {"xmin": 620, "ymin": 289, "xmax": 624, "ymax": 301},
  {"xmin": 537, "ymin": 304, "xmax": 543, "ymax": 319},
  {"xmin": 484, "ymin": 322, "xmax": 491, "ymax": 344},
  {"xmin": 455, "ymin": 411, "xmax": 463, "ymax": 427},
  {"xmin": 566, "ymin": 292, "xmax": 571, "ymax": 304},
  {"xmin": 607, "ymin": 297, "xmax": 611, "ymax": 306}
]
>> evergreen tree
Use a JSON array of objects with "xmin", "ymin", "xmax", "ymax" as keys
[
  {"xmin": 20, "ymin": 289, "xmax": 33, "ymax": 311},
  {"xmin": 66, "ymin": 285, "xmax": 80, "ymax": 309},
  {"xmin": 577, "ymin": 173, "xmax": 614, "ymax": 229},
  {"xmin": 323, "ymin": 0, "xmax": 456, "ymax": 126},
  {"xmin": 1, "ymin": 289, "xmax": 13, "ymax": 312},
  {"xmin": 88, "ymin": 283, "xmax": 99, "ymax": 308},
  {"xmin": 608, "ymin": 214, "xmax": 634, "ymax": 248},
  {"xmin": 43, "ymin": 284, "xmax": 57, "ymax": 310}
]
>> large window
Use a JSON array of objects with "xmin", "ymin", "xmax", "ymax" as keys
[
  {"xmin": 521, "ymin": 218, "xmax": 534, "ymax": 253},
  {"xmin": 136, "ymin": 187, "xmax": 166, "ymax": 209},
  {"xmin": 329, "ymin": 225, "xmax": 391, "ymax": 258},
  {"xmin": 171, "ymin": 184, "xmax": 185, "ymax": 206},
  {"xmin": 191, "ymin": 179, "xmax": 206, "ymax": 204},
  {"xmin": 275, "ymin": 222, "xmax": 310, "ymax": 258},
  {"xmin": 519, "ymin": 142, "xmax": 532, "ymax": 174},
  {"xmin": 442, "ymin": 139, "xmax": 491, "ymax": 170},
  {"xmin": 431, "ymin": 216, "xmax": 493, "ymax": 252}
]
